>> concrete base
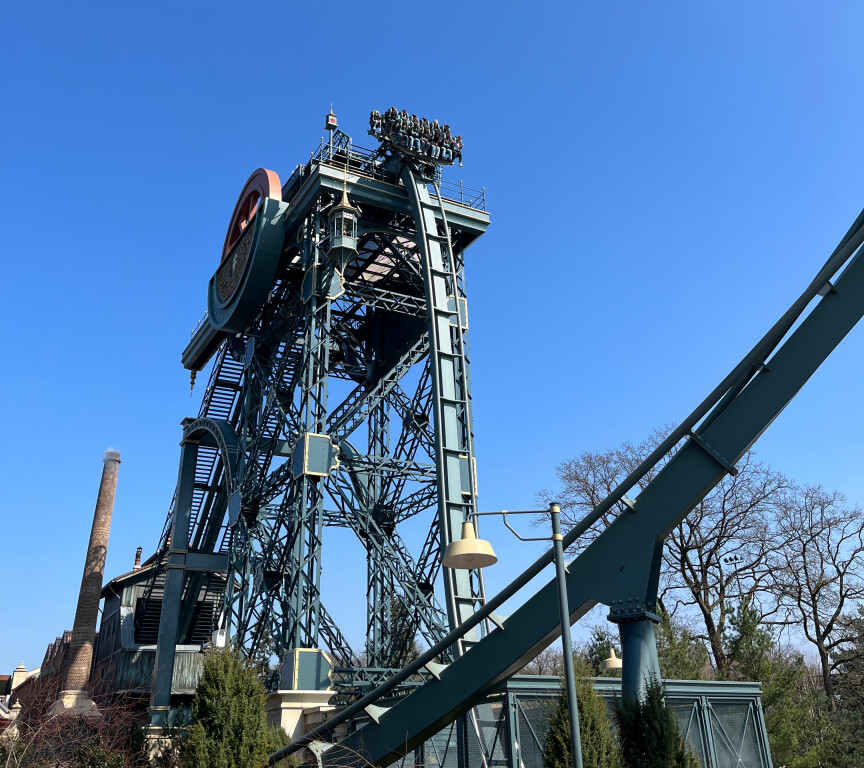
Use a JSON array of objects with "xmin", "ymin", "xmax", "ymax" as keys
[
  {"xmin": 141, "ymin": 725, "xmax": 186, "ymax": 766},
  {"xmin": 265, "ymin": 689, "xmax": 336, "ymax": 742},
  {"xmin": 48, "ymin": 690, "xmax": 100, "ymax": 718}
]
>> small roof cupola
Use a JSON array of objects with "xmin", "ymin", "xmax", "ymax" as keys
[{"xmin": 327, "ymin": 183, "xmax": 360, "ymax": 273}]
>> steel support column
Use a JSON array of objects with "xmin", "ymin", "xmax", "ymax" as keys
[{"xmin": 149, "ymin": 437, "xmax": 197, "ymax": 726}]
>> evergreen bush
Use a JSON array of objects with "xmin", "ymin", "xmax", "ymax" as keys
[
  {"xmin": 615, "ymin": 677, "xmax": 698, "ymax": 768},
  {"xmin": 183, "ymin": 648, "xmax": 269, "ymax": 768},
  {"xmin": 542, "ymin": 658, "xmax": 620, "ymax": 768},
  {"xmin": 654, "ymin": 609, "xmax": 709, "ymax": 681},
  {"xmin": 266, "ymin": 725, "xmax": 300, "ymax": 768}
]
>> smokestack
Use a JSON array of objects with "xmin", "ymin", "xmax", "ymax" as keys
[
  {"xmin": 50, "ymin": 450, "xmax": 121, "ymax": 717},
  {"xmin": 133, "ymin": 546, "xmax": 142, "ymax": 570}
]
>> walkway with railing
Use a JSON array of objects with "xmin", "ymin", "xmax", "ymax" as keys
[{"xmin": 281, "ymin": 132, "xmax": 486, "ymax": 212}]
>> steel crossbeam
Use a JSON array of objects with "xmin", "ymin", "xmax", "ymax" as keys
[
  {"xmin": 325, "ymin": 471, "xmax": 449, "ymax": 660},
  {"xmin": 341, "ymin": 455, "xmax": 436, "ymax": 481},
  {"xmin": 344, "ymin": 282, "xmax": 427, "ymax": 317}
]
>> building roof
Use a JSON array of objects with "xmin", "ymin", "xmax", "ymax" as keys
[
  {"xmin": 100, "ymin": 550, "xmax": 227, "ymax": 599},
  {"xmin": 100, "ymin": 551, "xmax": 159, "ymax": 598}
]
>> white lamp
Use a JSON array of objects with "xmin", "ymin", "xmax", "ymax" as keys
[
  {"xmin": 441, "ymin": 522, "xmax": 498, "ymax": 569},
  {"xmin": 601, "ymin": 647, "xmax": 622, "ymax": 671}
]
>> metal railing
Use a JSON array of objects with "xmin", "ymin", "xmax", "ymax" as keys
[
  {"xmin": 435, "ymin": 178, "xmax": 486, "ymax": 210},
  {"xmin": 189, "ymin": 311, "xmax": 209, "ymax": 339},
  {"xmin": 282, "ymin": 132, "xmax": 486, "ymax": 212}
]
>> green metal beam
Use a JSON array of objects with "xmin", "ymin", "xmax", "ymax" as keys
[{"xmin": 306, "ymin": 209, "xmax": 864, "ymax": 766}]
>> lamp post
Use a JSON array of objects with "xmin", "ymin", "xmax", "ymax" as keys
[
  {"xmin": 442, "ymin": 502, "xmax": 584, "ymax": 768},
  {"xmin": 723, "ymin": 554, "xmax": 744, "ymax": 600}
]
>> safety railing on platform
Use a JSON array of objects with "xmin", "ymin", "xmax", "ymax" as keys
[
  {"xmin": 190, "ymin": 311, "xmax": 209, "ymax": 339},
  {"xmin": 281, "ymin": 133, "xmax": 486, "ymax": 212},
  {"xmin": 435, "ymin": 179, "xmax": 486, "ymax": 210}
]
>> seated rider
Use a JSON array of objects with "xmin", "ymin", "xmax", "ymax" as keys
[
  {"xmin": 412, "ymin": 117, "xmax": 422, "ymax": 153},
  {"xmin": 430, "ymin": 122, "xmax": 441, "ymax": 159},
  {"xmin": 374, "ymin": 109, "xmax": 459, "ymax": 164}
]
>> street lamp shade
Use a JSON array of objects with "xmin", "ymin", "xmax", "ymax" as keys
[
  {"xmin": 441, "ymin": 521, "xmax": 498, "ymax": 569},
  {"xmin": 601, "ymin": 647, "xmax": 622, "ymax": 671}
]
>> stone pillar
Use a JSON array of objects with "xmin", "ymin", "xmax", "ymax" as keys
[{"xmin": 50, "ymin": 450, "xmax": 121, "ymax": 716}]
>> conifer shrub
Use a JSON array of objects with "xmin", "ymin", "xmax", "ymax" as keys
[
  {"xmin": 615, "ymin": 677, "xmax": 698, "ymax": 768},
  {"xmin": 183, "ymin": 648, "xmax": 268, "ymax": 768},
  {"xmin": 542, "ymin": 659, "xmax": 620, "ymax": 768},
  {"xmin": 266, "ymin": 725, "xmax": 301, "ymax": 768}
]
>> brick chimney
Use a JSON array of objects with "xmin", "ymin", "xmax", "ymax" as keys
[
  {"xmin": 50, "ymin": 450, "xmax": 121, "ymax": 717},
  {"xmin": 133, "ymin": 546, "xmax": 142, "ymax": 570}
]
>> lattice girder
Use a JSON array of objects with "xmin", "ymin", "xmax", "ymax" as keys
[{"xmin": 147, "ymin": 137, "xmax": 490, "ymax": 713}]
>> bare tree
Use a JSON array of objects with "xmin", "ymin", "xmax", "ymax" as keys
[
  {"xmin": 663, "ymin": 452, "xmax": 789, "ymax": 675},
  {"xmin": 771, "ymin": 484, "xmax": 864, "ymax": 707},
  {"xmin": 519, "ymin": 646, "xmax": 564, "ymax": 676},
  {"xmin": 540, "ymin": 430, "xmax": 790, "ymax": 676},
  {"xmin": 538, "ymin": 428, "xmax": 671, "ymax": 547},
  {"xmin": 3, "ymin": 664, "xmax": 150, "ymax": 768}
]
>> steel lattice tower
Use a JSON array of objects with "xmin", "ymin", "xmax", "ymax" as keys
[{"xmin": 143, "ymin": 115, "xmax": 491, "ymax": 721}]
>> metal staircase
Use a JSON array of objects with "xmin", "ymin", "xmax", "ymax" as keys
[{"xmin": 134, "ymin": 345, "xmax": 243, "ymax": 643}]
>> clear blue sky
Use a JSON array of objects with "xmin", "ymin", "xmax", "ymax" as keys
[{"xmin": 4, "ymin": 1, "xmax": 864, "ymax": 673}]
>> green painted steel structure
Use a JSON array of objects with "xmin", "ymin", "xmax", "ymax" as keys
[
  {"xmin": 142, "ymin": 120, "xmax": 495, "ymax": 726},
  {"xmin": 135, "ymin": 111, "xmax": 864, "ymax": 768},
  {"xmin": 267, "ymin": 131, "xmax": 864, "ymax": 765},
  {"xmin": 398, "ymin": 677, "xmax": 772, "ymax": 768}
]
